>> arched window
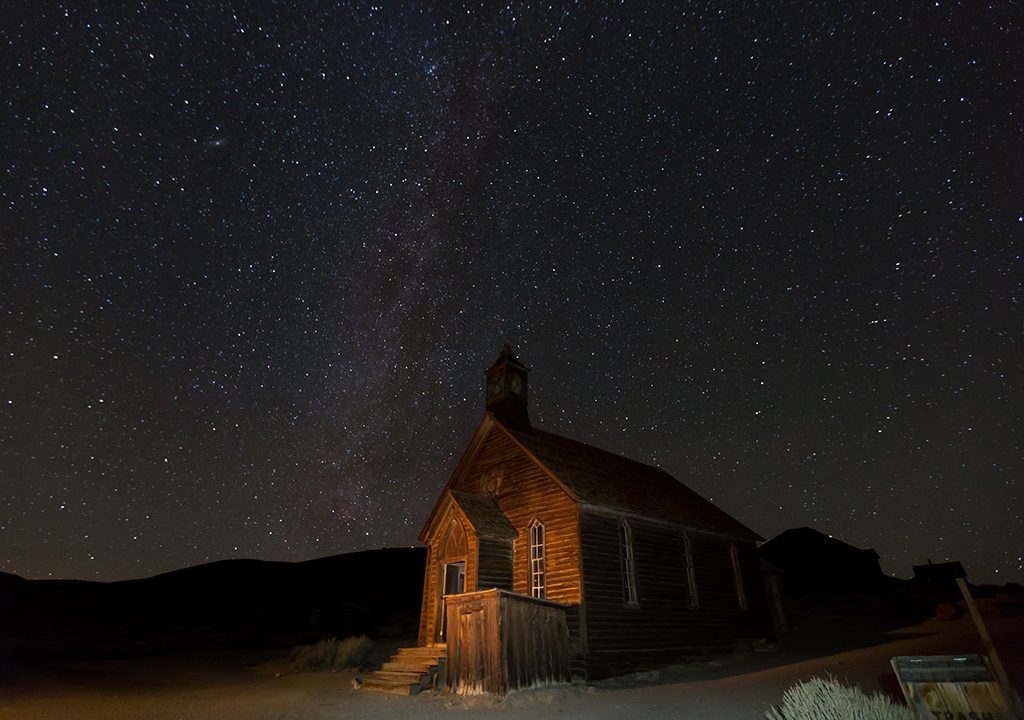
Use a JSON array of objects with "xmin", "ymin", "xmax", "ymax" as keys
[
  {"xmin": 529, "ymin": 519, "xmax": 546, "ymax": 599},
  {"xmin": 683, "ymin": 532, "xmax": 699, "ymax": 608},
  {"xmin": 729, "ymin": 543, "xmax": 747, "ymax": 610},
  {"xmin": 620, "ymin": 520, "xmax": 638, "ymax": 605},
  {"xmin": 443, "ymin": 518, "xmax": 468, "ymax": 560}
]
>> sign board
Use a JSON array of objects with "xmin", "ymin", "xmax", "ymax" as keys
[{"xmin": 891, "ymin": 655, "xmax": 1015, "ymax": 720}]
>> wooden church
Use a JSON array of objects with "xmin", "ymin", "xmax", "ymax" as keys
[{"xmin": 367, "ymin": 344, "xmax": 771, "ymax": 694}]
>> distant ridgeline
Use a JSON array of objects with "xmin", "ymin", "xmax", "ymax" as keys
[{"xmin": 0, "ymin": 547, "xmax": 426, "ymax": 661}]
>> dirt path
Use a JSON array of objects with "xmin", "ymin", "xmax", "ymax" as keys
[{"xmin": 2, "ymin": 616, "xmax": 1021, "ymax": 720}]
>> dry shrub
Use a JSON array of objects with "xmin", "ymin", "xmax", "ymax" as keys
[
  {"xmin": 289, "ymin": 635, "xmax": 372, "ymax": 672},
  {"xmin": 766, "ymin": 676, "xmax": 913, "ymax": 720}
]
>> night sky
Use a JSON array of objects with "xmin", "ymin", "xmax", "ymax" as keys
[{"xmin": 2, "ymin": 3, "xmax": 1021, "ymax": 584}]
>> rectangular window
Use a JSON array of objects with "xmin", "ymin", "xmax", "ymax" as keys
[
  {"xmin": 529, "ymin": 521, "xmax": 545, "ymax": 599},
  {"xmin": 620, "ymin": 521, "xmax": 638, "ymax": 605},
  {"xmin": 729, "ymin": 543, "xmax": 747, "ymax": 609},
  {"xmin": 683, "ymin": 532, "xmax": 699, "ymax": 608}
]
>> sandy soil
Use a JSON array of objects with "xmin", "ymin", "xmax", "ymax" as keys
[{"xmin": 2, "ymin": 615, "xmax": 1021, "ymax": 720}]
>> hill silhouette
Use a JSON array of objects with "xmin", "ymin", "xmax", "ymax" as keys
[{"xmin": 0, "ymin": 547, "xmax": 426, "ymax": 661}]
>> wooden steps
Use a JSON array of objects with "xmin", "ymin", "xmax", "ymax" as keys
[{"xmin": 363, "ymin": 645, "xmax": 446, "ymax": 696}]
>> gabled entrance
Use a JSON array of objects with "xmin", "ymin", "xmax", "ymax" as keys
[{"xmin": 418, "ymin": 488, "xmax": 516, "ymax": 647}]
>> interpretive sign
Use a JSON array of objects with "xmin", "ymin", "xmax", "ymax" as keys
[{"xmin": 891, "ymin": 655, "xmax": 1015, "ymax": 720}]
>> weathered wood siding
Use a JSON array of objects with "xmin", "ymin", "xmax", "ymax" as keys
[
  {"xmin": 450, "ymin": 427, "xmax": 582, "ymax": 605},
  {"xmin": 477, "ymin": 537, "xmax": 513, "ymax": 591},
  {"xmin": 579, "ymin": 508, "xmax": 770, "ymax": 679},
  {"xmin": 417, "ymin": 541, "xmax": 436, "ymax": 646},
  {"xmin": 500, "ymin": 591, "xmax": 571, "ymax": 693},
  {"xmin": 564, "ymin": 603, "xmax": 587, "ymax": 681},
  {"xmin": 446, "ymin": 589, "xmax": 570, "ymax": 696}
]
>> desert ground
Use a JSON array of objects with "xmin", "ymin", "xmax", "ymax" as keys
[{"xmin": 2, "ymin": 613, "xmax": 1022, "ymax": 720}]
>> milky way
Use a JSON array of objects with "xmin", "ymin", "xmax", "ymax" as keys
[{"xmin": 1, "ymin": 3, "xmax": 1021, "ymax": 582}]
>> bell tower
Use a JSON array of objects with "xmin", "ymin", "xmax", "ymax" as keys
[{"xmin": 485, "ymin": 341, "xmax": 530, "ymax": 429}]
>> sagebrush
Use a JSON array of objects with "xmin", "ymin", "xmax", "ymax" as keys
[
  {"xmin": 766, "ymin": 676, "xmax": 914, "ymax": 720},
  {"xmin": 289, "ymin": 635, "xmax": 372, "ymax": 671}
]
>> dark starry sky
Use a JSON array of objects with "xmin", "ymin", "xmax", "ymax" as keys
[{"xmin": 2, "ymin": 2, "xmax": 1021, "ymax": 583}]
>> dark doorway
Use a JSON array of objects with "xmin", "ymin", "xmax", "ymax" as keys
[{"xmin": 445, "ymin": 561, "xmax": 466, "ymax": 596}]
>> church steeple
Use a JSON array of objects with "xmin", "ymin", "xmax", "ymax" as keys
[{"xmin": 485, "ymin": 341, "xmax": 530, "ymax": 429}]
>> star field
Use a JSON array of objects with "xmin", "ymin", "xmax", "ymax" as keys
[{"xmin": 1, "ymin": 2, "xmax": 1021, "ymax": 582}]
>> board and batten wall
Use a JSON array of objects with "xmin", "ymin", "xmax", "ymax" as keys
[{"xmin": 579, "ymin": 508, "xmax": 770, "ymax": 679}]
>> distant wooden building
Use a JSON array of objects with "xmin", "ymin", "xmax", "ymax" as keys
[
  {"xmin": 759, "ymin": 526, "xmax": 886, "ymax": 596},
  {"xmin": 414, "ymin": 344, "xmax": 771, "ymax": 683},
  {"xmin": 912, "ymin": 560, "xmax": 968, "ymax": 600}
]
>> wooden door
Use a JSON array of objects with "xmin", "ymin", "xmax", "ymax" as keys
[{"xmin": 456, "ymin": 605, "xmax": 487, "ymax": 692}]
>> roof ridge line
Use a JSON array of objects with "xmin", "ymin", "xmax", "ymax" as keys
[
  {"xmin": 490, "ymin": 419, "xmax": 579, "ymax": 502},
  {"xmin": 516, "ymin": 426, "xmax": 671, "ymax": 475}
]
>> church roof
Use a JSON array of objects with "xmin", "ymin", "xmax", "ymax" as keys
[
  {"xmin": 449, "ymin": 490, "xmax": 518, "ymax": 540},
  {"xmin": 760, "ymin": 527, "xmax": 879, "ymax": 564},
  {"xmin": 506, "ymin": 425, "xmax": 761, "ymax": 541}
]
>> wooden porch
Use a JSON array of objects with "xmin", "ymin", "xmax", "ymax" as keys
[{"xmin": 445, "ymin": 589, "xmax": 570, "ymax": 696}]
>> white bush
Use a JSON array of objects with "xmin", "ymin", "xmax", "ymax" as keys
[{"xmin": 766, "ymin": 676, "xmax": 914, "ymax": 720}]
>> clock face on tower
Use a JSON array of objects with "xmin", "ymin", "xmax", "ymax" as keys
[
  {"xmin": 510, "ymin": 374, "xmax": 523, "ymax": 396},
  {"xmin": 489, "ymin": 378, "xmax": 502, "ymax": 397}
]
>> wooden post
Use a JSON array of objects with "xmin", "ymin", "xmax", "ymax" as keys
[{"xmin": 956, "ymin": 576, "xmax": 1020, "ymax": 714}]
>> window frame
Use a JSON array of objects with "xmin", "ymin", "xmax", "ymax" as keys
[
  {"xmin": 528, "ymin": 518, "xmax": 546, "ymax": 599},
  {"xmin": 620, "ymin": 520, "xmax": 639, "ymax": 606},
  {"xmin": 683, "ymin": 531, "xmax": 699, "ymax": 609},
  {"xmin": 729, "ymin": 543, "xmax": 748, "ymax": 610}
]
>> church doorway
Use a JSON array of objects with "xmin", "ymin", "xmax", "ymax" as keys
[{"xmin": 436, "ymin": 518, "xmax": 468, "ymax": 642}]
